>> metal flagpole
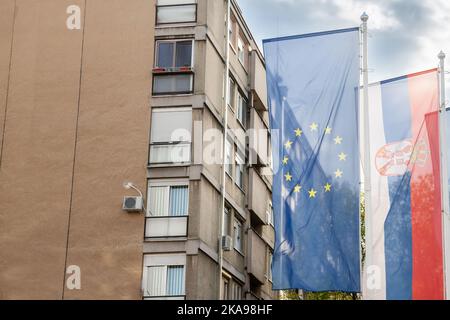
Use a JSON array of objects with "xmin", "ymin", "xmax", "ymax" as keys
[
  {"xmin": 438, "ymin": 51, "xmax": 450, "ymax": 300},
  {"xmin": 218, "ymin": 0, "xmax": 232, "ymax": 300},
  {"xmin": 360, "ymin": 12, "xmax": 373, "ymax": 300}
]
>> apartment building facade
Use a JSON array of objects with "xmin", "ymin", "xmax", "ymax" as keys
[{"xmin": 0, "ymin": 0, "xmax": 275, "ymax": 300}]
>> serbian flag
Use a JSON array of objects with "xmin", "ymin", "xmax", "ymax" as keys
[{"xmin": 364, "ymin": 69, "xmax": 444, "ymax": 300}]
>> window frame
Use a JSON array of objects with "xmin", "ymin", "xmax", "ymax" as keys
[
  {"xmin": 144, "ymin": 265, "xmax": 186, "ymax": 299},
  {"xmin": 155, "ymin": 39, "xmax": 194, "ymax": 70},
  {"xmin": 228, "ymin": 14, "xmax": 237, "ymax": 51},
  {"xmin": 233, "ymin": 218, "xmax": 244, "ymax": 254},
  {"xmin": 236, "ymin": 91, "xmax": 247, "ymax": 128},
  {"xmin": 235, "ymin": 149, "xmax": 245, "ymax": 191},
  {"xmin": 268, "ymin": 251, "xmax": 273, "ymax": 283},
  {"xmin": 237, "ymin": 37, "xmax": 245, "ymax": 65},
  {"xmin": 267, "ymin": 201, "xmax": 274, "ymax": 227},
  {"xmin": 149, "ymin": 107, "xmax": 192, "ymax": 165},
  {"xmin": 223, "ymin": 205, "xmax": 231, "ymax": 237},
  {"xmin": 142, "ymin": 254, "xmax": 186, "ymax": 300},
  {"xmin": 156, "ymin": 2, "xmax": 198, "ymax": 25},
  {"xmin": 228, "ymin": 77, "xmax": 236, "ymax": 112},
  {"xmin": 225, "ymin": 136, "xmax": 233, "ymax": 177},
  {"xmin": 230, "ymin": 281, "xmax": 243, "ymax": 300},
  {"xmin": 147, "ymin": 180, "xmax": 190, "ymax": 217}
]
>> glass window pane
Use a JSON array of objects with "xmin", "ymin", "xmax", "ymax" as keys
[
  {"xmin": 148, "ymin": 186, "xmax": 169, "ymax": 216},
  {"xmin": 157, "ymin": 5, "xmax": 196, "ymax": 24},
  {"xmin": 156, "ymin": 42, "xmax": 174, "ymax": 68},
  {"xmin": 228, "ymin": 78, "xmax": 235, "ymax": 109},
  {"xmin": 268, "ymin": 252, "xmax": 273, "ymax": 281},
  {"xmin": 175, "ymin": 41, "xmax": 192, "ymax": 67},
  {"xmin": 150, "ymin": 144, "xmax": 191, "ymax": 164},
  {"xmin": 237, "ymin": 94, "xmax": 246, "ymax": 127},
  {"xmin": 151, "ymin": 110, "xmax": 192, "ymax": 143},
  {"xmin": 223, "ymin": 207, "xmax": 230, "ymax": 236},
  {"xmin": 153, "ymin": 74, "xmax": 193, "ymax": 94},
  {"xmin": 234, "ymin": 220, "xmax": 242, "ymax": 252},
  {"xmin": 225, "ymin": 138, "xmax": 233, "ymax": 175},
  {"xmin": 222, "ymin": 278, "xmax": 229, "ymax": 300},
  {"xmin": 169, "ymin": 186, "xmax": 189, "ymax": 216},
  {"xmin": 167, "ymin": 266, "xmax": 185, "ymax": 296},
  {"xmin": 146, "ymin": 266, "xmax": 166, "ymax": 297}
]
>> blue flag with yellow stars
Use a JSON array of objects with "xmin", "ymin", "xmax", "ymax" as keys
[{"xmin": 263, "ymin": 28, "xmax": 361, "ymax": 293}]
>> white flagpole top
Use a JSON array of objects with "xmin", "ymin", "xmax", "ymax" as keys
[
  {"xmin": 439, "ymin": 51, "xmax": 446, "ymax": 60},
  {"xmin": 361, "ymin": 12, "xmax": 369, "ymax": 22}
]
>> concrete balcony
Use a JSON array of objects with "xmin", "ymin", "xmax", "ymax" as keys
[
  {"xmin": 248, "ymin": 108, "xmax": 269, "ymax": 167},
  {"xmin": 250, "ymin": 51, "xmax": 268, "ymax": 112},
  {"xmin": 247, "ymin": 229, "xmax": 267, "ymax": 284},
  {"xmin": 248, "ymin": 168, "xmax": 270, "ymax": 225}
]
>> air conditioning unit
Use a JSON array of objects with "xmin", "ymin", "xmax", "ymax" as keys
[
  {"xmin": 122, "ymin": 196, "xmax": 143, "ymax": 213},
  {"xmin": 222, "ymin": 235, "xmax": 233, "ymax": 251}
]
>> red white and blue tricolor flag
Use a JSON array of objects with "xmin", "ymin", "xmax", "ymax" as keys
[{"xmin": 365, "ymin": 69, "xmax": 444, "ymax": 300}]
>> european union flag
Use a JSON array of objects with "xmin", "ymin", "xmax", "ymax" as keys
[{"xmin": 263, "ymin": 28, "xmax": 361, "ymax": 292}]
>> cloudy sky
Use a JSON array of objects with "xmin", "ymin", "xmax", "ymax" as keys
[{"xmin": 237, "ymin": 0, "xmax": 450, "ymax": 94}]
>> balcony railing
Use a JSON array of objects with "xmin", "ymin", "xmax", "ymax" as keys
[{"xmin": 145, "ymin": 216, "xmax": 188, "ymax": 238}]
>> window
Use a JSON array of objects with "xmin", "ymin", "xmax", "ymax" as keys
[
  {"xmin": 267, "ymin": 138, "xmax": 273, "ymax": 170},
  {"xmin": 268, "ymin": 251, "xmax": 273, "ymax": 282},
  {"xmin": 145, "ymin": 265, "xmax": 185, "ymax": 298},
  {"xmin": 235, "ymin": 147, "xmax": 245, "ymax": 190},
  {"xmin": 237, "ymin": 37, "xmax": 245, "ymax": 65},
  {"xmin": 148, "ymin": 184, "xmax": 189, "ymax": 217},
  {"xmin": 223, "ymin": 206, "xmax": 230, "ymax": 236},
  {"xmin": 222, "ymin": 277, "xmax": 229, "ymax": 300},
  {"xmin": 146, "ymin": 181, "xmax": 189, "ymax": 238},
  {"xmin": 143, "ymin": 254, "xmax": 186, "ymax": 300},
  {"xmin": 230, "ymin": 282, "xmax": 242, "ymax": 300},
  {"xmin": 150, "ymin": 108, "xmax": 191, "ymax": 164},
  {"xmin": 225, "ymin": 136, "xmax": 233, "ymax": 176},
  {"xmin": 237, "ymin": 92, "xmax": 247, "ymax": 128},
  {"xmin": 155, "ymin": 40, "xmax": 193, "ymax": 69},
  {"xmin": 233, "ymin": 219, "xmax": 243, "ymax": 253},
  {"xmin": 153, "ymin": 40, "xmax": 194, "ymax": 95},
  {"xmin": 228, "ymin": 77, "xmax": 236, "ymax": 110},
  {"xmin": 267, "ymin": 201, "xmax": 274, "ymax": 226},
  {"xmin": 228, "ymin": 15, "xmax": 237, "ymax": 49},
  {"xmin": 156, "ymin": 0, "xmax": 197, "ymax": 25}
]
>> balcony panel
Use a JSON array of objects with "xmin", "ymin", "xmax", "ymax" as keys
[
  {"xmin": 247, "ymin": 229, "xmax": 267, "ymax": 284},
  {"xmin": 248, "ymin": 168, "xmax": 270, "ymax": 225},
  {"xmin": 249, "ymin": 109, "xmax": 268, "ymax": 167},
  {"xmin": 145, "ymin": 216, "xmax": 188, "ymax": 238},
  {"xmin": 250, "ymin": 51, "xmax": 268, "ymax": 112}
]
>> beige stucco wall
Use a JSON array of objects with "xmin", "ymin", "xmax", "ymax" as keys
[{"xmin": 0, "ymin": 0, "xmax": 155, "ymax": 300}]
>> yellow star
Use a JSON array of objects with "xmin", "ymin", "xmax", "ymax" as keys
[
  {"xmin": 295, "ymin": 128, "xmax": 303, "ymax": 137},
  {"xmin": 335, "ymin": 169, "xmax": 343, "ymax": 178},
  {"xmin": 334, "ymin": 136, "xmax": 343, "ymax": 145},
  {"xmin": 324, "ymin": 183, "xmax": 332, "ymax": 192},
  {"xmin": 308, "ymin": 188, "xmax": 317, "ymax": 198},
  {"xmin": 310, "ymin": 122, "xmax": 319, "ymax": 132},
  {"xmin": 282, "ymin": 156, "xmax": 289, "ymax": 165},
  {"xmin": 285, "ymin": 140, "xmax": 293, "ymax": 150},
  {"xmin": 285, "ymin": 172, "xmax": 292, "ymax": 182},
  {"xmin": 338, "ymin": 152, "xmax": 347, "ymax": 161},
  {"xmin": 294, "ymin": 185, "xmax": 302, "ymax": 193},
  {"xmin": 325, "ymin": 127, "xmax": 332, "ymax": 135}
]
